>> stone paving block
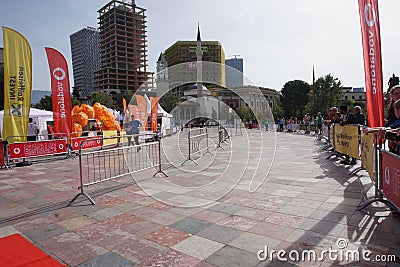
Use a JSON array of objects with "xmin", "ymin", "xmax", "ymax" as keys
[
  {"xmin": 144, "ymin": 226, "xmax": 191, "ymax": 247},
  {"xmin": 216, "ymin": 215, "xmax": 258, "ymax": 231},
  {"xmin": 191, "ymin": 209, "xmax": 231, "ymax": 224},
  {"xmin": 288, "ymin": 198, "xmax": 323, "ymax": 209},
  {"xmin": 298, "ymin": 218, "xmax": 346, "ymax": 237},
  {"xmin": 229, "ymin": 232, "xmax": 281, "ymax": 254},
  {"xmin": 285, "ymin": 229, "xmax": 337, "ymax": 249},
  {"xmin": 170, "ymin": 217, "xmax": 213, "ymax": 235},
  {"xmin": 205, "ymin": 245, "xmax": 261, "ymax": 267},
  {"xmin": 58, "ymin": 216, "xmax": 98, "ymax": 231},
  {"xmin": 309, "ymin": 210, "xmax": 349, "ymax": 224},
  {"xmin": 234, "ymin": 207, "xmax": 272, "ymax": 221},
  {"xmin": 249, "ymin": 221, "xmax": 295, "ymax": 241},
  {"xmin": 121, "ymin": 219, "xmax": 163, "ymax": 237},
  {"xmin": 265, "ymin": 213, "xmax": 306, "ymax": 228},
  {"xmin": 197, "ymin": 224, "xmax": 243, "ymax": 244},
  {"xmin": 138, "ymin": 248, "xmax": 201, "ymax": 267},
  {"xmin": 208, "ymin": 202, "xmax": 243, "ymax": 214},
  {"xmin": 148, "ymin": 210, "xmax": 186, "ymax": 226},
  {"xmin": 277, "ymin": 205, "xmax": 316, "ymax": 217},
  {"xmin": 77, "ymin": 251, "xmax": 135, "ymax": 267},
  {"xmin": 172, "ymin": 235, "xmax": 225, "ymax": 260},
  {"xmin": 24, "ymin": 223, "xmax": 67, "ymax": 241},
  {"xmin": 317, "ymin": 202, "xmax": 357, "ymax": 215},
  {"xmin": 110, "ymin": 234, "xmax": 167, "ymax": 263}
]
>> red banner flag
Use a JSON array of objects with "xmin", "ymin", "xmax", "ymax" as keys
[
  {"xmin": 358, "ymin": 0, "xmax": 384, "ymax": 127},
  {"xmin": 45, "ymin": 48, "xmax": 72, "ymax": 136},
  {"xmin": 151, "ymin": 97, "xmax": 159, "ymax": 133},
  {"xmin": 122, "ymin": 98, "xmax": 127, "ymax": 116}
]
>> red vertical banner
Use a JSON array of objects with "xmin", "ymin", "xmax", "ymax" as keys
[
  {"xmin": 358, "ymin": 0, "xmax": 384, "ymax": 127},
  {"xmin": 135, "ymin": 95, "xmax": 148, "ymax": 130},
  {"xmin": 45, "ymin": 47, "xmax": 72, "ymax": 136},
  {"xmin": 122, "ymin": 98, "xmax": 127, "ymax": 116},
  {"xmin": 151, "ymin": 97, "xmax": 159, "ymax": 133}
]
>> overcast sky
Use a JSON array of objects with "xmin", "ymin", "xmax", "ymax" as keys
[{"xmin": 1, "ymin": 0, "xmax": 400, "ymax": 92}]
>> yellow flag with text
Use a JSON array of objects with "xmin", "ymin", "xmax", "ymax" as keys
[{"xmin": 2, "ymin": 27, "xmax": 32, "ymax": 143}]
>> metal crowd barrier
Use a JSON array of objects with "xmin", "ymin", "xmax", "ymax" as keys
[
  {"xmin": 70, "ymin": 134, "xmax": 167, "ymax": 205},
  {"xmin": 181, "ymin": 127, "xmax": 212, "ymax": 165},
  {"xmin": 357, "ymin": 132, "xmax": 399, "ymax": 213}
]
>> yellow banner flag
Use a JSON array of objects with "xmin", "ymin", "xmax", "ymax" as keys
[{"xmin": 2, "ymin": 27, "xmax": 32, "ymax": 143}]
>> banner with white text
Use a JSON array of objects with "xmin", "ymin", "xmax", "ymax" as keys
[
  {"xmin": 358, "ymin": 0, "xmax": 384, "ymax": 127},
  {"xmin": 2, "ymin": 27, "xmax": 32, "ymax": 143},
  {"xmin": 45, "ymin": 47, "xmax": 72, "ymax": 136}
]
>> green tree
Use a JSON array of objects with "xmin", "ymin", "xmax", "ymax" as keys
[
  {"xmin": 34, "ymin": 95, "xmax": 52, "ymax": 110},
  {"xmin": 305, "ymin": 74, "xmax": 342, "ymax": 117},
  {"xmin": 71, "ymin": 96, "xmax": 81, "ymax": 107},
  {"xmin": 159, "ymin": 92, "xmax": 180, "ymax": 113},
  {"xmin": 280, "ymin": 80, "xmax": 310, "ymax": 119},
  {"xmin": 91, "ymin": 92, "xmax": 116, "ymax": 109},
  {"xmin": 235, "ymin": 106, "xmax": 256, "ymax": 122},
  {"xmin": 0, "ymin": 68, "xmax": 4, "ymax": 110},
  {"xmin": 272, "ymin": 98, "xmax": 284, "ymax": 120}
]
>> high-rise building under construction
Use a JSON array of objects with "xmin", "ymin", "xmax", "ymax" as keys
[{"xmin": 95, "ymin": 0, "xmax": 151, "ymax": 95}]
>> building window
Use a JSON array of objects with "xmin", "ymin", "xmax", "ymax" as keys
[
  {"xmin": 359, "ymin": 96, "xmax": 362, "ymax": 100},
  {"xmin": 345, "ymin": 96, "xmax": 348, "ymax": 100},
  {"xmin": 352, "ymin": 96, "xmax": 355, "ymax": 100}
]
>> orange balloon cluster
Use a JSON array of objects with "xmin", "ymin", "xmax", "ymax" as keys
[{"xmin": 71, "ymin": 102, "xmax": 121, "ymax": 137}]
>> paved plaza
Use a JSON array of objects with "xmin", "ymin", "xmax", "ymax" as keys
[{"xmin": 0, "ymin": 129, "xmax": 399, "ymax": 266}]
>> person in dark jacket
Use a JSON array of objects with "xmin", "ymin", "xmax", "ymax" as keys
[
  {"xmin": 339, "ymin": 105, "xmax": 355, "ymax": 126},
  {"xmin": 353, "ymin": 106, "xmax": 366, "ymax": 126},
  {"xmin": 339, "ymin": 105, "xmax": 357, "ymax": 165}
]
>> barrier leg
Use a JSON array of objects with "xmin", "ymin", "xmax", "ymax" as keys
[
  {"xmin": 69, "ymin": 190, "xmax": 96, "ymax": 206},
  {"xmin": 202, "ymin": 130, "xmax": 213, "ymax": 156},
  {"xmin": 153, "ymin": 139, "xmax": 168, "ymax": 177},
  {"xmin": 181, "ymin": 133, "xmax": 198, "ymax": 165},
  {"xmin": 349, "ymin": 166, "xmax": 365, "ymax": 176}
]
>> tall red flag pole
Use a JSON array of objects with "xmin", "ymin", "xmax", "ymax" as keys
[
  {"xmin": 358, "ymin": 0, "xmax": 384, "ymax": 127},
  {"xmin": 45, "ymin": 47, "xmax": 72, "ymax": 136}
]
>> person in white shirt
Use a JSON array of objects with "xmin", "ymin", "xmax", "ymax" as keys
[{"xmin": 27, "ymin": 118, "xmax": 39, "ymax": 141}]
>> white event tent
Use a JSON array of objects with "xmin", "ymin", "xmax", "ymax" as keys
[{"xmin": 0, "ymin": 108, "xmax": 53, "ymax": 140}]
